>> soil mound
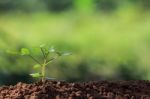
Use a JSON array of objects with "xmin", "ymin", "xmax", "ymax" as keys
[{"xmin": 0, "ymin": 80, "xmax": 150, "ymax": 99}]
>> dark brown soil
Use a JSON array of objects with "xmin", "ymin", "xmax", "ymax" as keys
[{"xmin": 0, "ymin": 80, "xmax": 150, "ymax": 99}]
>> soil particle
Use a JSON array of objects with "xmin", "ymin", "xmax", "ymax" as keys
[{"xmin": 0, "ymin": 80, "xmax": 150, "ymax": 99}]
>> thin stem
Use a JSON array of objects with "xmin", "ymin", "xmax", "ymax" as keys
[
  {"xmin": 46, "ymin": 54, "xmax": 59, "ymax": 65},
  {"xmin": 42, "ymin": 59, "xmax": 47, "ymax": 82},
  {"xmin": 45, "ymin": 58, "xmax": 55, "ymax": 65},
  {"xmin": 45, "ymin": 52, "xmax": 49, "ymax": 59},
  {"xmin": 40, "ymin": 48, "xmax": 46, "ymax": 59},
  {"xmin": 29, "ymin": 55, "xmax": 42, "ymax": 66}
]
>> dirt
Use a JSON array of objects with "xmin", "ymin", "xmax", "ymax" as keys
[{"xmin": 0, "ymin": 80, "xmax": 150, "ymax": 99}]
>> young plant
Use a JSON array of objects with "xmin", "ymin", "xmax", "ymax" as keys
[{"xmin": 20, "ymin": 45, "xmax": 71, "ymax": 82}]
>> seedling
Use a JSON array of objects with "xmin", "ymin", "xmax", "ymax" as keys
[{"xmin": 20, "ymin": 44, "xmax": 71, "ymax": 82}]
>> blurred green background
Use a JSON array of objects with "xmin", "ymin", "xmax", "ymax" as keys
[{"xmin": 0, "ymin": 0, "xmax": 150, "ymax": 85}]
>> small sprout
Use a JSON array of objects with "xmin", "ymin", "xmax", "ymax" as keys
[
  {"xmin": 19, "ymin": 45, "xmax": 71, "ymax": 82},
  {"xmin": 21, "ymin": 48, "xmax": 30, "ymax": 55}
]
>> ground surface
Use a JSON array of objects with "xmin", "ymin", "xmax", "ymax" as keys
[{"xmin": 0, "ymin": 80, "xmax": 150, "ymax": 99}]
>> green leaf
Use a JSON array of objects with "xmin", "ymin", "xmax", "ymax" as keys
[
  {"xmin": 40, "ymin": 44, "xmax": 46, "ymax": 48},
  {"xmin": 21, "ymin": 48, "xmax": 30, "ymax": 55},
  {"xmin": 49, "ymin": 47, "xmax": 55, "ymax": 52},
  {"xmin": 30, "ymin": 73, "xmax": 42, "ymax": 78},
  {"xmin": 33, "ymin": 64, "xmax": 41, "ymax": 69},
  {"xmin": 62, "ymin": 52, "xmax": 72, "ymax": 56}
]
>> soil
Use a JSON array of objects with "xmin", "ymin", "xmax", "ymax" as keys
[{"xmin": 0, "ymin": 80, "xmax": 150, "ymax": 99}]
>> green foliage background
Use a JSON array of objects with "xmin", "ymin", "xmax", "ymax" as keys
[{"xmin": 0, "ymin": 0, "xmax": 150, "ymax": 85}]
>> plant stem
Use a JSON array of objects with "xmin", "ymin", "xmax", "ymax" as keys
[
  {"xmin": 29, "ymin": 55, "xmax": 42, "ymax": 66},
  {"xmin": 41, "ymin": 48, "xmax": 46, "ymax": 59},
  {"xmin": 46, "ymin": 54, "xmax": 59, "ymax": 65},
  {"xmin": 45, "ymin": 52, "xmax": 49, "ymax": 59},
  {"xmin": 42, "ymin": 59, "xmax": 47, "ymax": 82}
]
